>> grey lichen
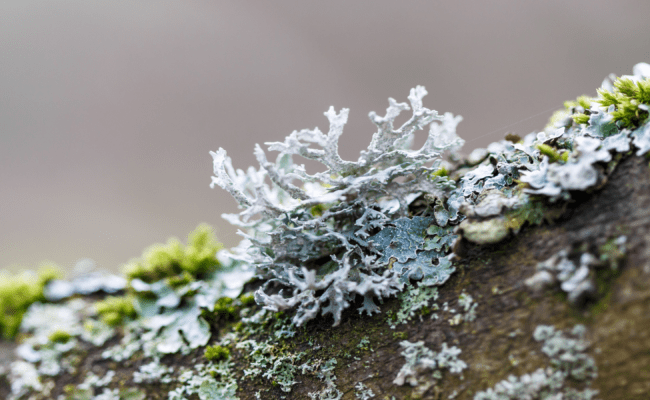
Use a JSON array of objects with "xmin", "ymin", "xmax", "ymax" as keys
[
  {"xmin": 211, "ymin": 86, "xmax": 464, "ymax": 327},
  {"xmin": 474, "ymin": 325, "xmax": 598, "ymax": 400},
  {"xmin": 393, "ymin": 340, "xmax": 467, "ymax": 388},
  {"xmin": 525, "ymin": 236, "xmax": 627, "ymax": 304}
]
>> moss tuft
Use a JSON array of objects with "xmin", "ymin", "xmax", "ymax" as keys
[
  {"xmin": 0, "ymin": 265, "xmax": 61, "ymax": 339},
  {"xmin": 204, "ymin": 344, "xmax": 230, "ymax": 362},
  {"xmin": 48, "ymin": 329, "xmax": 72, "ymax": 344},
  {"xmin": 535, "ymin": 143, "xmax": 561, "ymax": 163},
  {"xmin": 597, "ymin": 77, "xmax": 650, "ymax": 129},
  {"xmin": 95, "ymin": 296, "xmax": 136, "ymax": 327},
  {"xmin": 431, "ymin": 167, "xmax": 450, "ymax": 178},
  {"xmin": 122, "ymin": 223, "xmax": 222, "ymax": 284},
  {"xmin": 239, "ymin": 293, "xmax": 256, "ymax": 306}
]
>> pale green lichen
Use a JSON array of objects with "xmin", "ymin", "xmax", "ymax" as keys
[
  {"xmin": 474, "ymin": 325, "xmax": 598, "ymax": 400},
  {"xmin": 354, "ymin": 382, "xmax": 376, "ymax": 399},
  {"xmin": 393, "ymin": 341, "xmax": 467, "ymax": 387},
  {"xmin": 389, "ymin": 283, "xmax": 439, "ymax": 329},
  {"xmin": 168, "ymin": 361, "xmax": 238, "ymax": 400}
]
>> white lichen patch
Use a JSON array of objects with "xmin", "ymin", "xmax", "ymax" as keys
[
  {"xmin": 354, "ymin": 382, "xmax": 376, "ymax": 399},
  {"xmin": 474, "ymin": 325, "xmax": 598, "ymax": 400},
  {"xmin": 393, "ymin": 341, "xmax": 467, "ymax": 387},
  {"xmin": 168, "ymin": 361, "xmax": 238, "ymax": 400},
  {"xmin": 449, "ymin": 290, "xmax": 478, "ymax": 326},
  {"xmin": 236, "ymin": 339, "xmax": 304, "ymax": 393},
  {"xmin": 308, "ymin": 358, "xmax": 342, "ymax": 400},
  {"xmin": 525, "ymin": 237, "xmax": 626, "ymax": 304},
  {"xmin": 133, "ymin": 359, "xmax": 174, "ymax": 384}
]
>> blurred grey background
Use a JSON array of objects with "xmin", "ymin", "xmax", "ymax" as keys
[{"xmin": 2, "ymin": 1, "xmax": 649, "ymax": 275}]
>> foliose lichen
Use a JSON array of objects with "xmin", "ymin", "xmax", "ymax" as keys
[{"xmin": 211, "ymin": 86, "xmax": 464, "ymax": 327}]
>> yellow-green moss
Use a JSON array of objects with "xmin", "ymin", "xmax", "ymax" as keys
[
  {"xmin": 122, "ymin": 223, "xmax": 223, "ymax": 284},
  {"xmin": 597, "ymin": 77, "xmax": 650, "ymax": 129},
  {"xmin": 535, "ymin": 143, "xmax": 561, "ymax": 163},
  {"xmin": 239, "ymin": 293, "xmax": 256, "ymax": 306},
  {"xmin": 48, "ymin": 329, "xmax": 72, "ymax": 344},
  {"xmin": 0, "ymin": 264, "xmax": 60, "ymax": 339},
  {"xmin": 95, "ymin": 296, "xmax": 136, "ymax": 327},
  {"xmin": 431, "ymin": 167, "xmax": 450, "ymax": 178},
  {"xmin": 204, "ymin": 344, "xmax": 230, "ymax": 361}
]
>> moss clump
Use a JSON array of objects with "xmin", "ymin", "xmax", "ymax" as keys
[
  {"xmin": 204, "ymin": 344, "xmax": 230, "ymax": 362},
  {"xmin": 239, "ymin": 293, "xmax": 256, "ymax": 307},
  {"xmin": 431, "ymin": 166, "xmax": 450, "ymax": 177},
  {"xmin": 214, "ymin": 297, "xmax": 237, "ymax": 318},
  {"xmin": 597, "ymin": 77, "xmax": 650, "ymax": 129},
  {"xmin": 122, "ymin": 223, "xmax": 222, "ymax": 284},
  {"xmin": 95, "ymin": 296, "xmax": 136, "ymax": 327},
  {"xmin": 535, "ymin": 143, "xmax": 562, "ymax": 163},
  {"xmin": 166, "ymin": 271, "xmax": 194, "ymax": 289},
  {"xmin": 0, "ymin": 264, "xmax": 60, "ymax": 339},
  {"xmin": 48, "ymin": 329, "xmax": 72, "ymax": 344}
]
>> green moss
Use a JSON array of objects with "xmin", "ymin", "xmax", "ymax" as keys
[
  {"xmin": 310, "ymin": 204, "xmax": 326, "ymax": 217},
  {"xmin": 504, "ymin": 197, "xmax": 559, "ymax": 234},
  {"xmin": 215, "ymin": 297, "xmax": 237, "ymax": 318},
  {"xmin": 559, "ymin": 151, "xmax": 569, "ymax": 163},
  {"xmin": 431, "ymin": 167, "xmax": 450, "ymax": 178},
  {"xmin": 597, "ymin": 77, "xmax": 650, "ymax": 129},
  {"xmin": 239, "ymin": 293, "xmax": 256, "ymax": 306},
  {"xmin": 0, "ymin": 264, "xmax": 61, "ymax": 339},
  {"xmin": 95, "ymin": 296, "xmax": 136, "ymax": 327},
  {"xmin": 204, "ymin": 344, "xmax": 230, "ymax": 362},
  {"xmin": 48, "ymin": 329, "xmax": 72, "ymax": 344},
  {"xmin": 166, "ymin": 271, "xmax": 194, "ymax": 289},
  {"xmin": 572, "ymin": 113, "xmax": 590, "ymax": 125},
  {"xmin": 204, "ymin": 297, "xmax": 239, "ymax": 325},
  {"xmin": 122, "ymin": 223, "xmax": 222, "ymax": 284},
  {"xmin": 535, "ymin": 143, "xmax": 561, "ymax": 162}
]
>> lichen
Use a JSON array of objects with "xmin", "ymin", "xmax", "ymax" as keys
[
  {"xmin": 474, "ymin": 325, "xmax": 598, "ymax": 400},
  {"xmin": 525, "ymin": 236, "xmax": 627, "ymax": 305},
  {"xmin": 393, "ymin": 341, "xmax": 467, "ymax": 387},
  {"xmin": 211, "ymin": 87, "xmax": 463, "ymax": 327},
  {"xmin": 389, "ymin": 283, "xmax": 439, "ymax": 329}
]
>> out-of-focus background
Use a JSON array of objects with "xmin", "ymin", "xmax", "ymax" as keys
[{"xmin": 2, "ymin": 1, "xmax": 649, "ymax": 275}]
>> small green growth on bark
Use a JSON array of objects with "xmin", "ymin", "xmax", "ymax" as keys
[
  {"xmin": 536, "ymin": 143, "xmax": 561, "ymax": 162},
  {"xmin": 598, "ymin": 77, "xmax": 650, "ymax": 129},
  {"xmin": 0, "ymin": 265, "xmax": 60, "ymax": 339},
  {"xmin": 204, "ymin": 344, "xmax": 230, "ymax": 362},
  {"xmin": 48, "ymin": 329, "xmax": 72, "ymax": 344},
  {"xmin": 95, "ymin": 295, "xmax": 136, "ymax": 327}
]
